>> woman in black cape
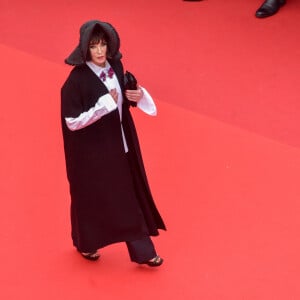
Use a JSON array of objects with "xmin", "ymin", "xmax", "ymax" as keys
[{"xmin": 61, "ymin": 20, "xmax": 166, "ymax": 266}]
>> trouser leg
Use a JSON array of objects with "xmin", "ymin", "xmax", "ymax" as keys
[{"xmin": 126, "ymin": 236, "xmax": 157, "ymax": 263}]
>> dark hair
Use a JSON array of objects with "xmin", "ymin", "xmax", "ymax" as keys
[{"xmin": 86, "ymin": 27, "xmax": 112, "ymax": 61}]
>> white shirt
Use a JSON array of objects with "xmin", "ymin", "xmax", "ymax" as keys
[{"xmin": 65, "ymin": 61, "xmax": 157, "ymax": 152}]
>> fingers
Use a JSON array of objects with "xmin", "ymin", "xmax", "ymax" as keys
[
  {"xmin": 125, "ymin": 87, "xmax": 143, "ymax": 102},
  {"xmin": 109, "ymin": 88, "xmax": 118, "ymax": 103},
  {"xmin": 109, "ymin": 87, "xmax": 143, "ymax": 103}
]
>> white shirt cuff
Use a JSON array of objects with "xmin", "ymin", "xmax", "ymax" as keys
[
  {"xmin": 98, "ymin": 93, "xmax": 118, "ymax": 113},
  {"xmin": 137, "ymin": 87, "xmax": 157, "ymax": 116}
]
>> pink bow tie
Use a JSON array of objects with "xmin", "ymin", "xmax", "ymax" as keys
[{"xmin": 100, "ymin": 67, "xmax": 114, "ymax": 82}]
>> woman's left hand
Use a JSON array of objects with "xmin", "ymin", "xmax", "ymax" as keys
[{"xmin": 125, "ymin": 87, "xmax": 144, "ymax": 103}]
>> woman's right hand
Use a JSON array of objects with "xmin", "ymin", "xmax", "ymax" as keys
[{"xmin": 109, "ymin": 88, "xmax": 119, "ymax": 103}]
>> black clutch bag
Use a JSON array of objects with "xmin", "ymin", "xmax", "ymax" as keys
[{"xmin": 124, "ymin": 71, "xmax": 137, "ymax": 90}]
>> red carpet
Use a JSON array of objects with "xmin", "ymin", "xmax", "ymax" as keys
[{"xmin": 1, "ymin": 1, "xmax": 300, "ymax": 299}]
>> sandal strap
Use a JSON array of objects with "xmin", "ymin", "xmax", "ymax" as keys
[
  {"xmin": 153, "ymin": 256, "xmax": 161, "ymax": 263},
  {"xmin": 82, "ymin": 252, "xmax": 99, "ymax": 258},
  {"xmin": 147, "ymin": 255, "xmax": 163, "ymax": 266},
  {"xmin": 80, "ymin": 251, "xmax": 100, "ymax": 261}
]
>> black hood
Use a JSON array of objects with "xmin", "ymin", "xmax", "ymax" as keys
[{"xmin": 65, "ymin": 20, "xmax": 122, "ymax": 66}]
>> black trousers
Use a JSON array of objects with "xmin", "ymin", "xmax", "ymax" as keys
[
  {"xmin": 126, "ymin": 236, "xmax": 157, "ymax": 263},
  {"xmin": 124, "ymin": 151, "xmax": 157, "ymax": 263}
]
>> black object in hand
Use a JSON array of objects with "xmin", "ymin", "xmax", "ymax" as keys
[{"xmin": 124, "ymin": 71, "xmax": 137, "ymax": 90}]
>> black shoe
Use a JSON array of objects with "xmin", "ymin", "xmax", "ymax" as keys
[
  {"xmin": 255, "ymin": 0, "xmax": 286, "ymax": 18},
  {"xmin": 80, "ymin": 251, "xmax": 100, "ymax": 261},
  {"xmin": 141, "ymin": 255, "xmax": 164, "ymax": 267}
]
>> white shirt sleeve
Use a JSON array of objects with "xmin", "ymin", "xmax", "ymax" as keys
[
  {"xmin": 65, "ymin": 94, "xmax": 117, "ymax": 131},
  {"xmin": 137, "ymin": 87, "xmax": 157, "ymax": 116}
]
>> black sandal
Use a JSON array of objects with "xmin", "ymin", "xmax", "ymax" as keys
[
  {"xmin": 145, "ymin": 255, "xmax": 164, "ymax": 267},
  {"xmin": 80, "ymin": 251, "xmax": 100, "ymax": 261}
]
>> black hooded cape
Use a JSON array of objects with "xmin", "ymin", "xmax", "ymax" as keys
[{"xmin": 61, "ymin": 59, "xmax": 166, "ymax": 252}]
